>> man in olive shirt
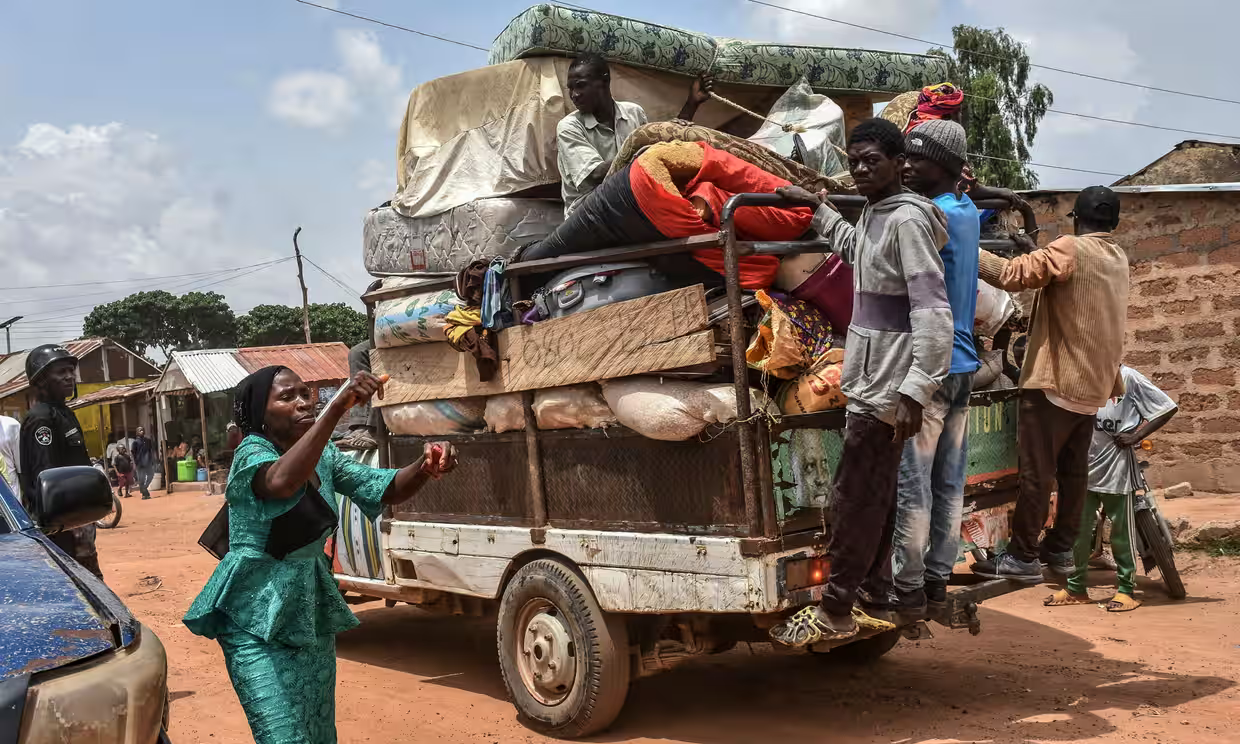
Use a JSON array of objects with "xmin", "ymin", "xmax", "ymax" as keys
[{"xmin": 557, "ymin": 53, "xmax": 712, "ymax": 216}]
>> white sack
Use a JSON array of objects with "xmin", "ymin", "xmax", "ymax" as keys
[
  {"xmin": 382, "ymin": 398, "xmax": 486, "ymax": 436},
  {"xmin": 484, "ymin": 393, "xmax": 527, "ymax": 433},
  {"xmin": 600, "ymin": 377, "xmax": 767, "ymax": 441},
  {"xmin": 533, "ymin": 385, "xmax": 617, "ymax": 430}
]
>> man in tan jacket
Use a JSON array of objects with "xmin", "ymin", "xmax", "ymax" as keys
[{"xmin": 972, "ymin": 186, "xmax": 1129, "ymax": 582}]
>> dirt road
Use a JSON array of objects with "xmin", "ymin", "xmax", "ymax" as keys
[{"xmin": 97, "ymin": 490, "xmax": 1240, "ymax": 743}]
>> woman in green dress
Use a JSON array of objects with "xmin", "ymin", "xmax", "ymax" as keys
[{"xmin": 184, "ymin": 365, "xmax": 455, "ymax": 743}]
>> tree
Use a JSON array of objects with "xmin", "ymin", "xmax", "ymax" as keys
[
  {"xmin": 237, "ymin": 303, "xmax": 368, "ymax": 348},
  {"xmin": 930, "ymin": 26, "xmax": 1053, "ymax": 189},
  {"xmin": 83, "ymin": 290, "xmax": 236, "ymax": 357},
  {"xmin": 171, "ymin": 291, "xmax": 237, "ymax": 351}
]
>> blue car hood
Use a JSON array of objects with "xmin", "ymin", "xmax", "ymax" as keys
[{"xmin": 0, "ymin": 533, "xmax": 115, "ymax": 679}]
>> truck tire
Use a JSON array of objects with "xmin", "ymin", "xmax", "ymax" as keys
[
  {"xmin": 497, "ymin": 558, "xmax": 630, "ymax": 739},
  {"xmin": 811, "ymin": 629, "xmax": 902, "ymax": 664},
  {"xmin": 1135, "ymin": 509, "xmax": 1186, "ymax": 600}
]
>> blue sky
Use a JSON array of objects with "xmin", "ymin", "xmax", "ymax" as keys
[{"xmin": 2, "ymin": 0, "xmax": 1234, "ymax": 351}]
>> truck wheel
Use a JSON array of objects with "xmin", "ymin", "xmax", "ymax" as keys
[
  {"xmin": 812, "ymin": 629, "xmax": 902, "ymax": 664},
  {"xmin": 497, "ymin": 558, "xmax": 630, "ymax": 739}
]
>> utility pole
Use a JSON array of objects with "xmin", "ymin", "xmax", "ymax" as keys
[
  {"xmin": 0, "ymin": 317, "xmax": 22, "ymax": 354},
  {"xmin": 292, "ymin": 227, "xmax": 312, "ymax": 344}
]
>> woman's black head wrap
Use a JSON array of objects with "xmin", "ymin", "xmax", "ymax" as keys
[{"xmin": 233, "ymin": 365, "xmax": 288, "ymax": 437}]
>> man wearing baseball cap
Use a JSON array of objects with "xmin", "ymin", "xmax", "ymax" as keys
[
  {"xmin": 887, "ymin": 119, "xmax": 980, "ymax": 614},
  {"xmin": 972, "ymin": 186, "xmax": 1129, "ymax": 583},
  {"xmin": 19, "ymin": 343, "xmax": 104, "ymax": 579}
]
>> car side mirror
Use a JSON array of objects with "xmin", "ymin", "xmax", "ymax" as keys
[{"xmin": 34, "ymin": 466, "xmax": 113, "ymax": 534}]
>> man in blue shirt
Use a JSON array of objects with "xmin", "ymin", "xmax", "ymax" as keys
[{"xmin": 887, "ymin": 119, "xmax": 980, "ymax": 614}]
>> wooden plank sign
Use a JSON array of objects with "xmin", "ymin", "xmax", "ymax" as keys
[{"xmin": 372, "ymin": 285, "xmax": 714, "ymax": 406}]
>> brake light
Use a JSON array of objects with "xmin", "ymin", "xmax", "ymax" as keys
[{"xmin": 783, "ymin": 556, "xmax": 831, "ymax": 591}]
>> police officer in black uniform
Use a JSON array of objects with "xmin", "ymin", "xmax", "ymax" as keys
[{"xmin": 19, "ymin": 344, "xmax": 103, "ymax": 579}]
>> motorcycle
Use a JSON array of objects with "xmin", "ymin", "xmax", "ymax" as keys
[
  {"xmin": 91, "ymin": 457, "xmax": 124, "ymax": 530},
  {"xmin": 1091, "ymin": 440, "xmax": 1185, "ymax": 599}
]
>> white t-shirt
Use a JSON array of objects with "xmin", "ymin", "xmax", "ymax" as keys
[{"xmin": 1088, "ymin": 366, "xmax": 1176, "ymax": 495}]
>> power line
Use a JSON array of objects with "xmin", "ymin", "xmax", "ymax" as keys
[
  {"xmin": 967, "ymin": 152, "xmax": 1124, "ymax": 178},
  {"xmin": 746, "ymin": 0, "xmax": 1240, "ymax": 107},
  {"xmin": 17, "ymin": 260, "xmax": 292, "ymax": 321},
  {"xmin": 0, "ymin": 258, "xmax": 292, "ymax": 291},
  {"xmin": 292, "ymin": 0, "xmax": 490, "ymax": 52},
  {"xmin": 302, "ymin": 256, "xmax": 362, "ymax": 298},
  {"xmin": 0, "ymin": 259, "xmax": 292, "ymax": 308},
  {"xmin": 959, "ymin": 92, "xmax": 1240, "ymax": 142}
]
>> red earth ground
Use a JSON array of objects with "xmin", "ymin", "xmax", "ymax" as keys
[{"xmin": 96, "ymin": 490, "xmax": 1240, "ymax": 743}]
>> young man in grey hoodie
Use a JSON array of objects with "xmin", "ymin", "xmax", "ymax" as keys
[{"xmin": 772, "ymin": 118, "xmax": 954, "ymax": 644}]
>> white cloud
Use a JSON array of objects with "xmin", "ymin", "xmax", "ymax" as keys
[
  {"xmin": 0, "ymin": 122, "xmax": 276, "ymax": 348},
  {"xmin": 356, "ymin": 158, "xmax": 393, "ymax": 202},
  {"xmin": 267, "ymin": 29, "xmax": 406, "ymax": 131},
  {"xmin": 337, "ymin": 30, "xmax": 401, "ymax": 95},
  {"xmin": 268, "ymin": 71, "xmax": 358, "ymax": 129}
]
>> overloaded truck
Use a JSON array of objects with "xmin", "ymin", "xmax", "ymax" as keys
[{"xmin": 331, "ymin": 4, "xmax": 1033, "ymax": 738}]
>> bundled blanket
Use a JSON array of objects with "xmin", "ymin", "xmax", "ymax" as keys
[{"xmin": 526, "ymin": 141, "xmax": 815, "ymax": 290}]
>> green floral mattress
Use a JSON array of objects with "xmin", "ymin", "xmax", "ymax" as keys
[{"xmin": 489, "ymin": 4, "xmax": 948, "ymax": 94}]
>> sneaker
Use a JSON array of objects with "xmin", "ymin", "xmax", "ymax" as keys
[
  {"xmin": 972, "ymin": 552, "xmax": 1043, "ymax": 583},
  {"xmin": 890, "ymin": 587, "xmax": 928, "ymax": 617},
  {"xmin": 925, "ymin": 579, "xmax": 948, "ymax": 607},
  {"xmin": 857, "ymin": 586, "xmax": 894, "ymax": 611},
  {"xmin": 337, "ymin": 428, "xmax": 378, "ymax": 451},
  {"xmin": 1040, "ymin": 549, "xmax": 1076, "ymax": 577}
]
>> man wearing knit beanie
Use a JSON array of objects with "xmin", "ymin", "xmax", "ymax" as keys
[{"xmin": 886, "ymin": 118, "xmax": 980, "ymax": 617}]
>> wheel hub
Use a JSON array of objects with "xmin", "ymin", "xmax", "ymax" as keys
[{"xmin": 517, "ymin": 605, "xmax": 576, "ymax": 704}]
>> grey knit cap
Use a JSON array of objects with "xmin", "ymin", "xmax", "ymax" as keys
[{"xmin": 905, "ymin": 119, "xmax": 968, "ymax": 173}]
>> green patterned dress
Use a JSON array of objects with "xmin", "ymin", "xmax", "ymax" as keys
[{"xmin": 184, "ymin": 435, "xmax": 397, "ymax": 744}]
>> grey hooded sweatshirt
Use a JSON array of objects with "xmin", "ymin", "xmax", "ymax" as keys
[{"xmin": 812, "ymin": 192, "xmax": 953, "ymax": 426}]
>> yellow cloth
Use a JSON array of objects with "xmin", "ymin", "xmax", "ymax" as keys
[{"xmin": 444, "ymin": 306, "xmax": 482, "ymax": 345}]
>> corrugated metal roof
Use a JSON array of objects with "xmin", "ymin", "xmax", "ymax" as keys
[
  {"xmin": 237, "ymin": 343, "xmax": 349, "ymax": 385},
  {"xmin": 159, "ymin": 349, "xmax": 248, "ymax": 395},
  {"xmin": 0, "ymin": 338, "xmax": 107, "ymax": 399},
  {"xmin": 68, "ymin": 380, "xmax": 157, "ymax": 409}
]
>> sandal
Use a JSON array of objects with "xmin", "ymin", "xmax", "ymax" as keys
[
  {"xmin": 1044, "ymin": 589, "xmax": 1093, "ymax": 607},
  {"xmin": 1105, "ymin": 592, "xmax": 1142, "ymax": 612},
  {"xmin": 769, "ymin": 605, "xmax": 858, "ymax": 647},
  {"xmin": 852, "ymin": 606, "xmax": 897, "ymax": 632}
]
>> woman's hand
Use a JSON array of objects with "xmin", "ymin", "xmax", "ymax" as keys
[
  {"xmin": 420, "ymin": 441, "xmax": 458, "ymax": 480},
  {"xmin": 331, "ymin": 372, "xmax": 388, "ymax": 414}
]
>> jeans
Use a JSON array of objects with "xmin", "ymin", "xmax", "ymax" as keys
[
  {"xmin": 820, "ymin": 412, "xmax": 904, "ymax": 617},
  {"xmin": 891, "ymin": 371, "xmax": 973, "ymax": 592},
  {"xmin": 136, "ymin": 464, "xmax": 156, "ymax": 498},
  {"xmin": 1007, "ymin": 389, "xmax": 1095, "ymax": 562}
]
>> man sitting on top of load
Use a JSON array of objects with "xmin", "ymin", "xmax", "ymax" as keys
[{"xmin": 557, "ymin": 52, "xmax": 713, "ymax": 216}]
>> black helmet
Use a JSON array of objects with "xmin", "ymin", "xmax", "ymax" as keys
[{"xmin": 25, "ymin": 344, "xmax": 79, "ymax": 383}]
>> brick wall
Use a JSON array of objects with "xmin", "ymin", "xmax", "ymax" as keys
[{"xmin": 1024, "ymin": 190, "xmax": 1240, "ymax": 493}]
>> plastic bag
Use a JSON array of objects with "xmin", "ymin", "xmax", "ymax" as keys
[
  {"xmin": 601, "ymin": 377, "xmax": 768, "ymax": 441},
  {"xmin": 484, "ymin": 393, "xmax": 526, "ymax": 433},
  {"xmin": 381, "ymin": 398, "xmax": 486, "ymax": 436},
  {"xmin": 745, "ymin": 290, "xmax": 834, "ymax": 380},
  {"xmin": 374, "ymin": 289, "xmax": 464, "ymax": 348},
  {"xmin": 776, "ymin": 350, "xmax": 847, "ymax": 414},
  {"xmin": 974, "ymin": 282, "xmax": 1015, "ymax": 337},
  {"xmin": 533, "ymin": 385, "xmax": 618, "ymax": 430},
  {"xmin": 748, "ymin": 78, "xmax": 847, "ymax": 177}
]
